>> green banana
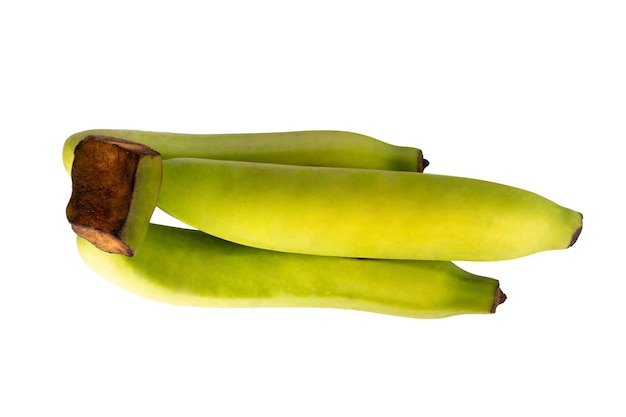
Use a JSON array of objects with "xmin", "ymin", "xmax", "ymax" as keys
[
  {"xmin": 77, "ymin": 223, "xmax": 505, "ymax": 319},
  {"xmin": 62, "ymin": 129, "xmax": 425, "ymax": 175},
  {"xmin": 157, "ymin": 158, "xmax": 583, "ymax": 261}
]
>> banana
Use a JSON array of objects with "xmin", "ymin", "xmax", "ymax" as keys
[
  {"xmin": 62, "ymin": 129, "xmax": 426, "ymax": 175},
  {"xmin": 76, "ymin": 223, "xmax": 506, "ymax": 319},
  {"xmin": 157, "ymin": 158, "xmax": 583, "ymax": 261},
  {"xmin": 64, "ymin": 131, "xmax": 423, "ymax": 257}
]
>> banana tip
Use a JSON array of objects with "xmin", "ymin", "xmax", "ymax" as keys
[
  {"xmin": 491, "ymin": 286, "xmax": 507, "ymax": 313},
  {"xmin": 417, "ymin": 149, "xmax": 429, "ymax": 172},
  {"xmin": 568, "ymin": 213, "xmax": 583, "ymax": 248}
]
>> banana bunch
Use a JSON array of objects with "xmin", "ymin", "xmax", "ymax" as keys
[{"xmin": 63, "ymin": 129, "xmax": 582, "ymax": 319}]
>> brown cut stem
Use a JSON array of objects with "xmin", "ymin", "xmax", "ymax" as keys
[{"xmin": 66, "ymin": 136, "xmax": 161, "ymax": 256}]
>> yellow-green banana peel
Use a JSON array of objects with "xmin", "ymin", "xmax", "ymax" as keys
[
  {"xmin": 157, "ymin": 158, "xmax": 583, "ymax": 261},
  {"xmin": 77, "ymin": 223, "xmax": 505, "ymax": 319}
]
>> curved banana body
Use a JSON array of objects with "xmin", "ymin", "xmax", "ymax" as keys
[
  {"xmin": 63, "ymin": 129, "xmax": 424, "ymax": 175},
  {"xmin": 77, "ymin": 224, "xmax": 503, "ymax": 319},
  {"xmin": 157, "ymin": 158, "xmax": 583, "ymax": 261}
]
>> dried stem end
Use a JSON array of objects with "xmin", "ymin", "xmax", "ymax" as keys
[{"xmin": 66, "ymin": 136, "xmax": 162, "ymax": 256}]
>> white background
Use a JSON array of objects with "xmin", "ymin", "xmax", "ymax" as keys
[{"xmin": 2, "ymin": 1, "xmax": 624, "ymax": 416}]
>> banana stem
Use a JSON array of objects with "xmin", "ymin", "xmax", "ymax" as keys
[{"xmin": 66, "ymin": 136, "xmax": 162, "ymax": 256}]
